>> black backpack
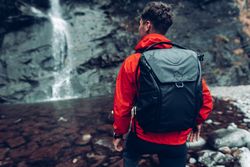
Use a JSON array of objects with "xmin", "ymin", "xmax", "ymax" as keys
[{"xmin": 135, "ymin": 42, "xmax": 203, "ymax": 133}]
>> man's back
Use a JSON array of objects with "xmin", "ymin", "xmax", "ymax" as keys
[
  {"xmin": 113, "ymin": 33, "xmax": 213, "ymax": 145},
  {"xmin": 112, "ymin": 2, "xmax": 213, "ymax": 167}
]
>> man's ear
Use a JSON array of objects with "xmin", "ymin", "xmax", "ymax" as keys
[{"xmin": 145, "ymin": 20, "xmax": 152, "ymax": 33}]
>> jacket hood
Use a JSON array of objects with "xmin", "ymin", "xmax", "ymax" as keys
[{"xmin": 134, "ymin": 33, "xmax": 172, "ymax": 52}]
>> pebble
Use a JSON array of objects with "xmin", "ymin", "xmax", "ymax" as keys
[
  {"xmin": 74, "ymin": 134, "xmax": 92, "ymax": 146},
  {"xmin": 232, "ymin": 149, "xmax": 241, "ymax": 157},
  {"xmin": 243, "ymin": 118, "xmax": 250, "ymax": 123},
  {"xmin": 72, "ymin": 158, "xmax": 78, "ymax": 164},
  {"xmin": 226, "ymin": 110, "xmax": 233, "ymax": 114},
  {"xmin": 80, "ymin": 134, "xmax": 92, "ymax": 145},
  {"xmin": 14, "ymin": 119, "xmax": 22, "ymax": 124},
  {"xmin": 217, "ymin": 111, "xmax": 223, "ymax": 115},
  {"xmin": 58, "ymin": 117, "xmax": 68, "ymax": 122},
  {"xmin": 227, "ymin": 123, "xmax": 237, "ymax": 129},
  {"xmin": 95, "ymin": 137, "xmax": 114, "ymax": 151},
  {"xmin": 205, "ymin": 119, "xmax": 213, "ymax": 124},
  {"xmin": 213, "ymin": 121, "xmax": 221, "ymax": 125},
  {"xmin": 241, "ymin": 123, "xmax": 247, "ymax": 126},
  {"xmin": 218, "ymin": 146, "xmax": 232, "ymax": 154},
  {"xmin": 103, "ymin": 163, "xmax": 109, "ymax": 166},
  {"xmin": 237, "ymin": 114, "xmax": 242, "ymax": 117},
  {"xmin": 189, "ymin": 157, "xmax": 197, "ymax": 164},
  {"xmin": 231, "ymin": 147, "xmax": 239, "ymax": 152},
  {"xmin": 86, "ymin": 152, "xmax": 95, "ymax": 158},
  {"xmin": 82, "ymin": 134, "xmax": 92, "ymax": 142}
]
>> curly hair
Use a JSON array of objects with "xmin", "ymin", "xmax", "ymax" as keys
[{"xmin": 140, "ymin": 1, "xmax": 173, "ymax": 34}]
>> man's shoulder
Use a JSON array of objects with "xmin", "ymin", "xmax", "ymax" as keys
[
  {"xmin": 124, "ymin": 53, "xmax": 141, "ymax": 64},
  {"xmin": 122, "ymin": 53, "xmax": 141, "ymax": 73}
]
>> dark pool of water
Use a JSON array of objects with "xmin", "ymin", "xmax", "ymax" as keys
[
  {"xmin": 1, "ymin": 96, "xmax": 244, "ymax": 167},
  {"xmin": 0, "ymin": 96, "xmax": 123, "ymax": 167}
]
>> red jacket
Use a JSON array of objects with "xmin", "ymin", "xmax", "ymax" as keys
[{"xmin": 113, "ymin": 33, "xmax": 213, "ymax": 145}]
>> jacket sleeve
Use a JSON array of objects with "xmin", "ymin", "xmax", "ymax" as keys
[
  {"xmin": 113, "ymin": 59, "xmax": 137, "ymax": 135},
  {"xmin": 196, "ymin": 79, "xmax": 213, "ymax": 124}
]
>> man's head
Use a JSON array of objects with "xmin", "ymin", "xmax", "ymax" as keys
[{"xmin": 139, "ymin": 1, "xmax": 173, "ymax": 37}]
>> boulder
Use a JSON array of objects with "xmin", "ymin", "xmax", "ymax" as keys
[
  {"xmin": 208, "ymin": 128, "xmax": 250, "ymax": 149},
  {"xmin": 198, "ymin": 150, "xmax": 234, "ymax": 167},
  {"xmin": 234, "ymin": 147, "xmax": 250, "ymax": 167}
]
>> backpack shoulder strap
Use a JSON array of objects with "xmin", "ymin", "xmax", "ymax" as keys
[{"xmin": 135, "ymin": 60, "xmax": 140, "ymax": 96}]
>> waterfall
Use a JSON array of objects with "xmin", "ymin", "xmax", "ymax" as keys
[{"xmin": 49, "ymin": 0, "xmax": 75, "ymax": 101}]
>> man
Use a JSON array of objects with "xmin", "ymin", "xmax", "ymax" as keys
[{"xmin": 112, "ymin": 2, "xmax": 213, "ymax": 167}]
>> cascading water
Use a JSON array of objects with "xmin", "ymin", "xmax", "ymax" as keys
[{"xmin": 49, "ymin": 0, "xmax": 75, "ymax": 100}]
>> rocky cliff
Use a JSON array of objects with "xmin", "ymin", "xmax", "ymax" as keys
[{"xmin": 0, "ymin": 0, "xmax": 249, "ymax": 103}]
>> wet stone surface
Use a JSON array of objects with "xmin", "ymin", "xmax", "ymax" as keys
[{"xmin": 0, "ymin": 95, "xmax": 249, "ymax": 167}]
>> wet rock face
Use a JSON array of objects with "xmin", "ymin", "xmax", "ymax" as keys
[
  {"xmin": 170, "ymin": 0, "xmax": 250, "ymax": 86},
  {"xmin": 0, "ymin": 0, "xmax": 250, "ymax": 103},
  {"xmin": 0, "ymin": 21, "xmax": 54, "ymax": 103},
  {"xmin": 0, "ymin": 0, "xmax": 130, "ymax": 103}
]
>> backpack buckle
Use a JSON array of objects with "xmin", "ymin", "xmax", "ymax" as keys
[
  {"xmin": 175, "ymin": 82, "xmax": 184, "ymax": 88},
  {"xmin": 131, "ymin": 106, "xmax": 136, "ymax": 117},
  {"xmin": 198, "ymin": 54, "xmax": 204, "ymax": 61}
]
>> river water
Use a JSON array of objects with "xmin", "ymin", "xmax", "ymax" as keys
[
  {"xmin": 0, "ymin": 96, "xmax": 114, "ymax": 167},
  {"xmin": 1, "ymin": 85, "xmax": 250, "ymax": 166}
]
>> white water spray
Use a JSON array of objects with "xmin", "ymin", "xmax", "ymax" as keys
[{"xmin": 49, "ymin": 0, "xmax": 75, "ymax": 100}]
